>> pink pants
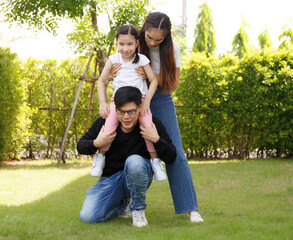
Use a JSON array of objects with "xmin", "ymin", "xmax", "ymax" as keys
[{"xmin": 100, "ymin": 98, "xmax": 155, "ymax": 152}]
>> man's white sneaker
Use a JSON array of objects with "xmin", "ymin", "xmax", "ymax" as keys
[
  {"xmin": 132, "ymin": 210, "xmax": 148, "ymax": 227},
  {"xmin": 189, "ymin": 211, "xmax": 204, "ymax": 223},
  {"xmin": 151, "ymin": 158, "xmax": 167, "ymax": 181},
  {"xmin": 90, "ymin": 153, "xmax": 105, "ymax": 177}
]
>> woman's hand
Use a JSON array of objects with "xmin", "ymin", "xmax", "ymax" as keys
[
  {"xmin": 135, "ymin": 65, "xmax": 147, "ymax": 79},
  {"xmin": 99, "ymin": 103, "xmax": 110, "ymax": 119},
  {"xmin": 109, "ymin": 63, "xmax": 122, "ymax": 80}
]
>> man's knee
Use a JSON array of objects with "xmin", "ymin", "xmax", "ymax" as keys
[
  {"xmin": 80, "ymin": 210, "xmax": 98, "ymax": 223},
  {"xmin": 125, "ymin": 155, "xmax": 146, "ymax": 175}
]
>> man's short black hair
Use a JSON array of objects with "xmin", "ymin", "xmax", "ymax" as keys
[{"xmin": 114, "ymin": 86, "xmax": 142, "ymax": 109}]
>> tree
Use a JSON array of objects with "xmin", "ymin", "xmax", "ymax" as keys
[
  {"xmin": 193, "ymin": 1, "xmax": 216, "ymax": 55},
  {"xmin": 1, "ymin": 0, "xmax": 151, "ymax": 162},
  {"xmin": 258, "ymin": 26, "xmax": 273, "ymax": 49},
  {"xmin": 278, "ymin": 22, "xmax": 293, "ymax": 49},
  {"xmin": 0, "ymin": 0, "xmax": 150, "ymax": 73},
  {"xmin": 232, "ymin": 17, "xmax": 250, "ymax": 58}
]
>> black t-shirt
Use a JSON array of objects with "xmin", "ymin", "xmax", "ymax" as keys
[{"xmin": 77, "ymin": 117, "xmax": 176, "ymax": 177}]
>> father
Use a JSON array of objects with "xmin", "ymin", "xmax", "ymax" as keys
[{"xmin": 77, "ymin": 86, "xmax": 176, "ymax": 227}]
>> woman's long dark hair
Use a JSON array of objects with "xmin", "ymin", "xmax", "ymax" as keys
[
  {"xmin": 139, "ymin": 12, "xmax": 176, "ymax": 94},
  {"xmin": 116, "ymin": 24, "xmax": 140, "ymax": 64}
]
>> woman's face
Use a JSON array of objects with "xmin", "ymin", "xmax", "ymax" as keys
[{"xmin": 144, "ymin": 28, "xmax": 165, "ymax": 48}]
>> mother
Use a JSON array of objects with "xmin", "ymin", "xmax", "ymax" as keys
[{"xmin": 112, "ymin": 12, "xmax": 203, "ymax": 222}]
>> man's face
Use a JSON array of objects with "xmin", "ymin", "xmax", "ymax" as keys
[{"xmin": 117, "ymin": 102, "xmax": 140, "ymax": 133}]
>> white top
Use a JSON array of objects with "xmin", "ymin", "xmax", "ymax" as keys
[
  {"xmin": 149, "ymin": 40, "xmax": 181, "ymax": 75},
  {"xmin": 109, "ymin": 52, "xmax": 150, "ymax": 96}
]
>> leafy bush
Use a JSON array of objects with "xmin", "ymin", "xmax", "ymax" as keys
[
  {"xmin": 176, "ymin": 48, "xmax": 293, "ymax": 159},
  {"xmin": 0, "ymin": 47, "xmax": 30, "ymax": 161},
  {"xmin": 22, "ymin": 57, "xmax": 99, "ymax": 159}
]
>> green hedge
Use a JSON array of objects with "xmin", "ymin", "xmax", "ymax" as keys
[
  {"xmin": 1, "ymin": 46, "xmax": 292, "ymax": 161},
  {"xmin": 22, "ymin": 57, "xmax": 99, "ymax": 159},
  {"xmin": 176, "ymin": 47, "xmax": 293, "ymax": 159},
  {"xmin": 0, "ymin": 47, "xmax": 30, "ymax": 161}
]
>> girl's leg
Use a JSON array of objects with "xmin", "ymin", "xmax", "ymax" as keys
[
  {"xmin": 139, "ymin": 108, "xmax": 167, "ymax": 182},
  {"xmin": 150, "ymin": 88, "xmax": 198, "ymax": 214},
  {"xmin": 138, "ymin": 110, "xmax": 156, "ymax": 157},
  {"xmin": 91, "ymin": 101, "xmax": 119, "ymax": 176},
  {"xmin": 99, "ymin": 101, "xmax": 119, "ymax": 152}
]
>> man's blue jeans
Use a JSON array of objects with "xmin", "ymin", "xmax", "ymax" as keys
[{"xmin": 80, "ymin": 155, "xmax": 153, "ymax": 223}]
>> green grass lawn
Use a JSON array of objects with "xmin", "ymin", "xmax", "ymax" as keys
[{"xmin": 0, "ymin": 159, "xmax": 292, "ymax": 240}]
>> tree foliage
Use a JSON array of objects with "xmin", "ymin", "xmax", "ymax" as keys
[
  {"xmin": 192, "ymin": 1, "xmax": 216, "ymax": 55},
  {"xmin": 278, "ymin": 23, "xmax": 293, "ymax": 49},
  {"xmin": 258, "ymin": 26, "xmax": 273, "ymax": 49},
  {"xmin": 0, "ymin": 0, "xmax": 88, "ymax": 34},
  {"xmin": 1, "ymin": 0, "xmax": 151, "ymax": 75},
  {"xmin": 67, "ymin": 0, "xmax": 150, "ymax": 56},
  {"xmin": 232, "ymin": 17, "xmax": 250, "ymax": 58}
]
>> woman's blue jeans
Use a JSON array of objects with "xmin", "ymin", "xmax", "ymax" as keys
[
  {"xmin": 150, "ymin": 87, "xmax": 198, "ymax": 214},
  {"xmin": 80, "ymin": 155, "xmax": 153, "ymax": 223}
]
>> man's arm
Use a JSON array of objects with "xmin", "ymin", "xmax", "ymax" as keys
[
  {"xmin": 77, "ymin": 117, "xmax": 117, "ymax": 155},
  {"xmin": 77, "ymin": 118, "xmax": 104, "ymax": 155},
  {"xmin": 140, "ymin": 117, "xmax": 177, "ymax": 164}
]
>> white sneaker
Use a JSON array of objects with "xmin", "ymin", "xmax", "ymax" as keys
[
  {"xmin": 132, "ymin": 210, "xmax": 148, "ymax": 227},
  {"xmin": 90, "ymin": 153, "xmax": 105, "ymax": 177},
  {"xmin": 189, "ymin": 211, "xmax": 204, "ymax": 223},
  {"xmin": 151, "ymin": 158, "xmax": 167, "ymax": 181}
]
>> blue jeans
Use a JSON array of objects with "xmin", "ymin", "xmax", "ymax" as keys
[
  {"xmin": 150, "ymin": 86, "xmax": 198, "ymax": 214},
  {"xmin": 80, "ymin": 155, "xmax": 153, "ymax": 223}
]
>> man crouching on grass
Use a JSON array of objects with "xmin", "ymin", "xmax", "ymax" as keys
[{"xmin": 77, "ymin": 86, "xmax": 176, "ymax": 227}]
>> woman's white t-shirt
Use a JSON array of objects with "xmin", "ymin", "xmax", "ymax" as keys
[
  {"xmin": 149, "ymin": 40, "xmax": 181, "ymax": 75},
  {"xmin": 109, "ymin": 52, "xmax": 150, "ymax": 96}
]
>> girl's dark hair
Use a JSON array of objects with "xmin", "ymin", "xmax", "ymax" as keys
[
  {"xmin": 139, "ymin": 12, "xmax": 176, "ymax": 94},
  {"xmin": 116, "ymin": 24, "xmax": 140, "ymax": 64},
  {"xmin": 114, "ymin": 86, "xmax": 142, "ymax": 109}
]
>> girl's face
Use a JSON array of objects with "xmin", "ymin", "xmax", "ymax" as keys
[
  {"xmin": 117, "ymin": 34, "xmax": 139, "ymax": 61},
  {"xmin": 144, "ymin": 27, "xmax": 165, "ymax": 48}
]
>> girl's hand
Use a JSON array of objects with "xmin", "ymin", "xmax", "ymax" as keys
[
  {"xmin": 99, "ymin": 103, "xmax": 110, "ymax": 119},
  {"xmin": 135, "ymin": 65, "xmax": 147, "ymax": 79},
  {"xmin": 141, "ymin": 99, "xmax": 150, "ymax": 115},
  {"xmin": 109, "ymin": 63, "xmax": 122, "ymax": 80}
]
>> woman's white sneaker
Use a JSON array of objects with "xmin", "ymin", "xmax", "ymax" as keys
[{"xmin": 189, "ymin": 211, "xmax": 204, "ymax": 222}]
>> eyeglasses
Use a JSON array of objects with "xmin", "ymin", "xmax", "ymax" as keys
[{"xmin": 116, "ymin": 108, "xmax": 138, "ymax": 116}]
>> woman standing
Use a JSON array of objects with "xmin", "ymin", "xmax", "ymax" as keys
[{"xmin": 137, "ymin": 12, "xmax": 203, "ymax": 222}]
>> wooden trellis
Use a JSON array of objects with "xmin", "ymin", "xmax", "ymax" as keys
[{"xmin": 58, "ymin": 53, "xmax": 97, "ymax": 163}]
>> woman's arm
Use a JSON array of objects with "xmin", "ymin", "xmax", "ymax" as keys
[{"xmin": 141, "ymin": 64, "xmax": 158, "ymax": 113}]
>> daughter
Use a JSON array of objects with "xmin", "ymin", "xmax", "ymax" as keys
[{"xmin": 92, "ymin": 24, "xmax": 167, "ymax": 182}]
